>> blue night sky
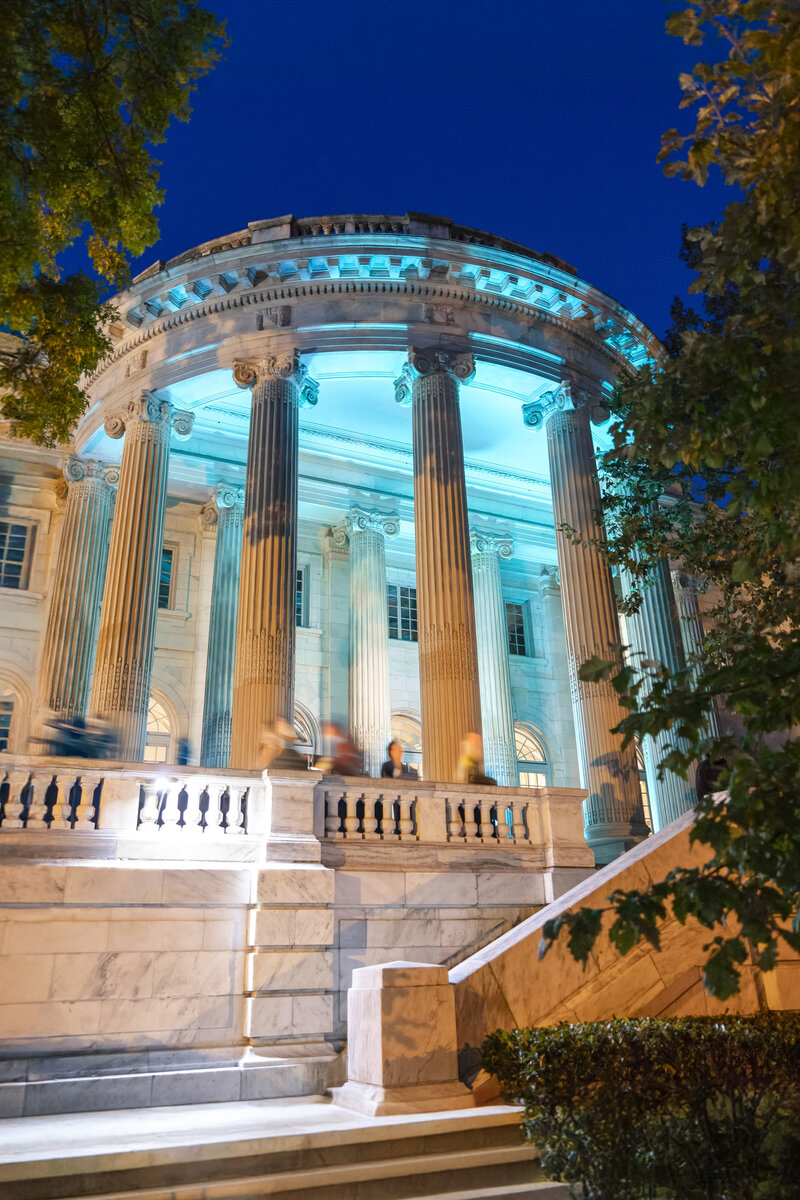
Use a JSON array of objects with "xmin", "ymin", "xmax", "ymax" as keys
[{"xmin": 128, "ymin": 0, "xmax": 730, "ymax": 339}]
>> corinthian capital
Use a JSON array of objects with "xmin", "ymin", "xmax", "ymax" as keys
[
  {"xmin": 344, "ymin": 505, "xmax": 400, "ymax": 540},
  {"xmin": 232, "ymin": 350, "xmax": 319, "ymax": 409},
  {"xmin": 104, "ymin": 391, "xmax": 194, "ymax": 441},
  {"xmin": 469, "ymin": 528, "xmax": 513, "ymax": 560},
  {"xmin": 394, "ymin": 346, "xmax": 476, "ymax": 406}
]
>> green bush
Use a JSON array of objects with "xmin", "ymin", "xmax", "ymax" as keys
[{"xmin": 481, "ymin": 1014, "xmax": 800, "ymax": 1200}]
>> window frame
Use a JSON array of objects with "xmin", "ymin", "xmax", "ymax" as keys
[
  {"xmin": 0, "ymin": 518, "xmax": 36, "ymax": 592},
  {"xmin": 296, "ymin": 565, "xmax": 306, "ymax": 628},
  {"xmin": 387, "ymin": 582, "xmax": 418, "ymax": 643},
  {"xmin": 505, "ymin": 600, "xmax": 528, "ymax": 657},
  {"xmin": 157, "ymin": 545, "xmax": 176, "ymax": 612},
  {"xmin": 514, "ymin": 722, "xmax": 551, "ymax": 788}
]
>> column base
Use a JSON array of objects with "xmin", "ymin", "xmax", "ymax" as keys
[{"xmin": 331, "ymin": 1079, "xmax": 474, "ymax": 1117}]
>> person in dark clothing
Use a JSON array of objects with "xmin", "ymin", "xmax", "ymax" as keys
[
  {"xmin": 381, "ymin": 739, "xmax": 410, "ymax": 779},
  {"xmin": 696, "ymin": 754, "xmax": 728, "ymax": 800}
]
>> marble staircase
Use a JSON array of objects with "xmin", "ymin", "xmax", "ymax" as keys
[{"xmin": 0, "ymin": 1096, "xmax": 570, "ymax": 1200}]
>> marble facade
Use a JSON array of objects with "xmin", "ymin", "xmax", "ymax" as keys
[{"xmin": 0, "ymin": 211, "xmax": 701, "ymax": 862}]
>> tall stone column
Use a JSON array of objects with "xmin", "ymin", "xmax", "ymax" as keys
[
  {"xmin": 622, "ymin": 560, "xmax": 696, "ymax": 828},
  {"xmin": 90, "ymin": 392, "xmax": 193, "ymax": 761},
  {"xmin": 187, "ymin": 499, "xmax": 218, "ymax": 760},
  {"xmin": 38, "ymin": 458, "xmax": 118, "ymax": 720},
  {"xmin": 229, "ymin": 351, "xmax": 318, "ymax": 769},
  {"xmin": 671, "ymin": 569, "xmax": 720, "ymax": 739},
  {"xmin": 336, "ymin": 506, "xmax": 398, "ymax": 776},
  {"xmin": 469, "ymin": 529, "xmax": 519, "ymax": 786},
  {"xmin": 201, "ymin": 484, "xmax": 245, "ymax": 768},
  {"xmin": 523, "ymin": 382, "xmax": 647, "ymax": 863},
  {"xmin": 395, "ymin": 347, "xmax": 482, "ymax": 781}
]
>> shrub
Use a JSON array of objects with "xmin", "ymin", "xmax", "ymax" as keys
[{"xmin": 481, "ymin": 1013, "xmax": 800, "ymax": 1200}]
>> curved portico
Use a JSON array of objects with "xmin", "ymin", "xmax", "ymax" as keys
[{"xmin": 27, "ymin": 211, "xmax": 688, "ymax": 861}]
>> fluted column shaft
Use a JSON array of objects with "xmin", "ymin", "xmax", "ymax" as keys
[
  {"xmin": 90, "ymin": 393, "xmax": 193, "ymax": 761},
  {"xmin": 338, "ymin": 507, "xmax": 398, "ymax": 776},
  {"xmin": 229, "ymin": 352, "xmax": 318, "ymax": 769},
  {"xmin": 38, "ymin": 458, "xmax": 118, "ymax": 719},
  {"xmin": 671, "ymin": 569, "xmax": 720, "ymax": 740},
  {"xmin": 201, "ymin": 485, "xmax": 245, "ymax": 768},
  {"xmin": 470, "ymin": 530, "xmax": 519, "ymax": 786},
  {"xmin": 396, "ymin": 348, "xmax": 482, "ymax": 781},
  {"xmin": 623, "ymin": 560, "xmax": 695, "ymax": 828},
  {"xmin": 523, "ymin": 383, "xmax": 647, "ymax": 863}
]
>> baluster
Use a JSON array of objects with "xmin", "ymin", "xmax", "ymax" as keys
[
  {"xmin": 159, "ymin": 778, "xmax": 182, "ymax": 831},
  {"xmin": 479, "ymin": 799, "xmax": 496, "ymax": 843},
  {"xmin": 0, "ymin": 771, "xmax": 30, "ymax": 831},
  {"xmin": 226, "ymin": 786, "xmax": 246, "ymax": 836},
  {"xmin": 205, "ymin": 784, "xmax": 225, "ymax": 834},
  {"xmin": 138, "ymin": 779, "xmax": 162, "ymax": 830},
  {"xmin": 324, "ymin": 791, "xmax": 342, "ymax": 839},
  {"xmin": 509, "ymin": 799, "xmax": 527, "ymax": 844},
  {"xmin": 343, "ymin": 792, "xmax": 361, "ymax": 839},
  {"xmin": 50, "ymin": 775, "xmax": 74, "ymax": 829},
  {"xmin": 25, "ymin": 773, "xmax": 50, "ymax": 830},
  {"xmin": 362, "ymin": 792, "xmax": 380, "ymax": 840},
  {"xmin": 183, "ymin": 778, "xmax": 205, "ymax": 833},
  {"xmin": 75, "ymin": 773, "xmax": 103, "ymax": 829},
  {"xmin": 445, "ymin": 797, "xmax": 462, "ymax": 842},
  {"xmin": 462, "ymin": 796, "xmax": 479, "ymax": 842},
  {"xmin": 397, "ymin": 796, "xmax": 415, "ymax": 840}
]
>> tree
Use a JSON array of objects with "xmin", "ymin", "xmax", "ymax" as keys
[
  {"xmin": 543, "ymin": 0, "xmax": 800, "ymax": 998},
  {"xmin": 0, "ymin": 0, "xmax": 226, "ymax": 445}
]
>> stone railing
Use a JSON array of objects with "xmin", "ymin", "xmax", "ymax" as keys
[
  {"xmin": 0, "ymin": 757, "xmax": 260, "ymax": 838},
  {"xmin": 320, "ymin": 779, "xmax": 546, "ymax": 847},
  {"xmin": 0, "ymin": 758, "xmax": 590, "ymax": 868}
]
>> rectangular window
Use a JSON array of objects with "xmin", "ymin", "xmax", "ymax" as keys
[
  {"xmin": 0, "ymin": 698, "xmax": 13, "ymax": 752},
  {"xmin": 506, "ymin": 602, "xmax": 526, "ymax": 656},
  {"xmin": 158, "ymin": 547, "xmax": 174, "ymax": 610},
  {"xmin": 296, "ymin": 568, "xmax": 305, "ymax": 626},
  {"xmin": 0, "ymin": 520, "xmax": 33, "ymax": 590},
  {"xmin": 387, "ymin": 584, "xmax": 418, "ymax": 642}
]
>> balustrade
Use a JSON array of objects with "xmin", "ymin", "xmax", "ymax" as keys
[{"xmin": 0, "ymin": 759, "xmax": 583, "ymax": 858}]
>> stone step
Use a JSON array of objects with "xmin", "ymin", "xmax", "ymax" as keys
[{"xmin": 0, "ymin": 1098, "xmax": 568, "ymax": 1200}]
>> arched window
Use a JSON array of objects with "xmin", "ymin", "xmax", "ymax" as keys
[
  {"xmin": 390, "ymin": 712, "xmax": 423, "ymax": 779},
  {"xmin": 515, "ymin": 724, "xmax": 550, "ymax": 788},
  {"xmin": 144, "ymin": 697, "xmax": 172, "ymax": 763},
  {"xmin": 636, "ymin": 743, "xmax": 653, "ymax": 832},
  {"xmin": 293, "ymin": 705, "xmax": 318, "ymax": 766}
]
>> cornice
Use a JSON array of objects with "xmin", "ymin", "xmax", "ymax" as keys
[{"xmin": 87, "ymin": 277, "xmax": 645, "ymax": 394}]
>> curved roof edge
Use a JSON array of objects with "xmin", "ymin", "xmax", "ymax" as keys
[{"xmin": 131, "ymin": 211, "xmax": 578, "ymax": 286}]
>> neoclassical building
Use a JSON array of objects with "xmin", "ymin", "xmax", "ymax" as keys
[{"xmin": 0, "ymin": 212, "xmax": 702, "ymax": 863}]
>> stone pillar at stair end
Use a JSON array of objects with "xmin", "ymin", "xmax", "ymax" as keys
[{"xmin": 331, "ymin": 961, "xmax": 473, "ymax": 1117}]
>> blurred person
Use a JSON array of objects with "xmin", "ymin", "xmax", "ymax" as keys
[
  {"xmin": 176, "ymin": 737, "xmax": 191, "ymax": 766},
  {"xmin": 381, "ymin": 739, "xmax": 410, "ymax": 779},
  {"xmin": 259, "ymin": 718, "xmax": 306, "ymax": 771},
  {"xmin": 322, "ymin": 721, "xmax": 364, "ymax": 776},
  {"xmin": 458, "ymin": 731, "xmax": 497, "ymax": 786}
]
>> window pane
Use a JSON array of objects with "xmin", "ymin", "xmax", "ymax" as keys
[
  {"xmin": 296, "ymin": 569, "xmax": 304, "ymax": 626},
  {"xmin": 388, "ymin": 585, "xmax": 418, "ymax": 642},
  {"xmin": 158, "ymin": 548, "xmax": 173, "ymax": 610},
  {"xmin": 506, "ymin": 602, "xmax": 526, "ymax": 656},
  {"xmin": 0, "ymin": 697, "xmax": 13, "ymax": 752},
  {"xmin": 0, "ymin": 520, "xmax": 30, "ymax": 590}
]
